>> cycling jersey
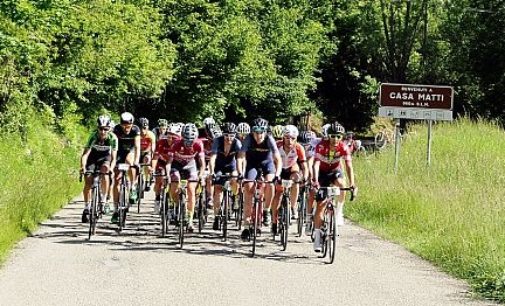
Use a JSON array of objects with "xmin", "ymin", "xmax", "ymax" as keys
[
  {"xmin": 199, "ymin": 138, "xmax": 213, "ymax": 161},
  {"xmin": 169, "ymin": 139, "xmax": 205, "ymax": 167},
  {"xmin": 277, "ymin": 141, "xmax": 306, "ymax": 169},
  {"xmin": 240, "ymin": 134, "xmax": 279, "ymax": 179},
  {"xmin": 154, "ymin": 136, "xmax": 180, "ymax": 163},
  {"xmin": 152, "ymin": 127, "xmax": 169, "ymax": 140},
  {"xmin": 314, "ymin": 139, "xmax": 351, "ymax": 172},
  {"xmin": 302, "ymin": 137, "xmax": 321, "ymax": 159},
  {"xmin": 113, "ymin": 125, "xmax": 141, "ymax": 152},
  {"xmin": 85, "ymin": 131, "xmax": 118, "ymax": 155},
  {"xmin": 140, "ymin": 130, "xmax": 156, "ymax": 152},
  {"xmin": 211, "ymin": 136, "xmax": 242, "ymax": 172}
]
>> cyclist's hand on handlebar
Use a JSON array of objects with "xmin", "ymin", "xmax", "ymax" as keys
[
  {"xmin": 274, "ymin": 175, "xmax": 281, "ymax": 184},
  {"xmin": 312, "ymin": 180, "xmax": 320, "ymax": 189}
]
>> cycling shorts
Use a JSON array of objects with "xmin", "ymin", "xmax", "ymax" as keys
[{"xmin": 245, "ymin": 160, "xmax": 275, "ymax": 180}]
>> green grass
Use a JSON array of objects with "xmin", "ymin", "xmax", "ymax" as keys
[
  {"xmin": 0, "ymin": 120, "xmax": 84, "ymax": 263},
  {"xmin": 350, "ymin": 118, "xmax": 505, "ymax": 302}
]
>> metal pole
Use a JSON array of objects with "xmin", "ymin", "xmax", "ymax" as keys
[
  {"xmin": 394, "ymin": 119, "xmax": 401, "ymax": 174},
  {"xmin": 427, "ymin": 120, "xmax": 432, "ymax": 166}
]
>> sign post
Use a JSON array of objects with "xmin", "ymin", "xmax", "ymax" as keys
[{"xmin": 378, "ymin": 83, "xmax": 454, "ymax": 172}]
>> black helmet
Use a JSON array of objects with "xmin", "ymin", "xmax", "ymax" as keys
[
  {"xmin": 221, "ymin": 122, "xmax": 236, "ymax": 134},
  {"xmin": 327, "ymin": 122, "xmax": 345, "ymax": 135},
  {"xmin": 97, "ymin": 115, "xmax": 111, "ymax": 128},
  {"xmin": 139, "ymin": 117, "xmax": 149, "ymax": 128},
  {"xmin": 120, "ymin": 112, "xmax": 134, "ymax": 124},
  {"xmin": 251, "ymin": 117, "xmax": 268, "ymax": 132}
]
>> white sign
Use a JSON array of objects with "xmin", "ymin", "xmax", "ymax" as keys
[{"xmin": 378, "ymin": 107, "xmax": 453, "ymax": 121}]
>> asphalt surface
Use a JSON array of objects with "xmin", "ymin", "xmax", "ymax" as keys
[{"xmin": 0, "ymin": 191, "xmax": 496, "ymax": 306}]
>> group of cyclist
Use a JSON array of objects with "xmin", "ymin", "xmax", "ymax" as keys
[{"xmin": 80, "ymin": 112, "xmax": 357, "ymax": 252}]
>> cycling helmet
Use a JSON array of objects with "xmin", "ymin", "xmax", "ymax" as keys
[
  {"xmin": 251, "ymin": 118, "xmax": 268, "ymax": 133},
  {"xmin": 158, "ymin": 119, "xmax": 168, "ymax": 127},
  {"xmin": 120, "ymin": 112, "xmax": 134, "ymax": 124},
  {"xmin": 345, "ymin": 131, "xmax": 355, "ymax": 140},
  {"xmin": 203, "ymin": 117, "xmax": 215, "ymax": 127},
  {"xmin": 327, "ymin": 122, "xmax": 345, "ymax": 135},
  {"xmin": 298, "ymin": 130, "xmax": 315, "ymax": 144},
  {"xmin": 182, "ymin": 123, "xmax": 199, "ymax": 141},
  {"xmin": 271, "ymin": 125, "xmax": 284, "ymax": 139},
  {"xmin": 205, "ymin": 123, "xmax": 221, "ymax": 139},
  {"xmin": 108, "ymin": 120, "xmax": 116, "ymax": 129},
  {"xmin": 139, "ymin": 117, "xmax": 149, "ymax": 128},
  {"xmin": 167, "ymin": 123, "xmax": 182, "ymax": 136},
  {"xmin": 321, "ymin": 123, "xmax": 331, "ymax": 138},
  {"xmin": 97, "ymin": 115, "xmax": 111, "ymax": 128},
  {"xmin": 283, "ymin": 125, "xmax": 299, "ymax": 138},
  {"xmin": 236, "ymin": 122, "xmax": 250, "ymax": 134},
  {"xmin": 221, "ymin": 122, "xmax": 236, "ymax": 134}
]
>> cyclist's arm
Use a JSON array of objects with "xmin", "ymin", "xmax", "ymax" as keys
[
  {"xmin": 209, "ymin": 154, "xmax": 217, "ymax": 175},
  {"xmin": 273, "ymin": 151, "xmax": 282, "ymax": 177},
  {"xmin": 344, "ymin": 159, "xmax": 355, "ymax": 187},
  {"xmin": 237, "ymin": 151, "xmax": 245, "ymax": 176},
  {"xmin": 313, "ymin": 159, "xmax": 320, "ymax": 184},
  {"xmin": 80, "ymin": 148, "xmax": 91, "ymax": 171},
  {"xmin": 110, "ymin": 150, "xmax": 117, "ymax": 171},
  {"xmin": 300, "ymin": 160, "xmax": 309, "ymax": 182},
  {"xmin": 134, "ymin": 135, "xmax": 141, "ymax": 164}
]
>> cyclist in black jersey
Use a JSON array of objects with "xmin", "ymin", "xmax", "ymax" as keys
[
  {"xmin": 152, "ymin": 119, "xmax": 169, "ymax": 140},
  {"xmin": 237, "ymin": 118, "xmax": 282, "ymax": 240},
  {"xmin": 111, "ymin": 112, "xmax": 141, "ymax": 224},
  {"xmin": 80, "ymin": 115, "xmax": 118, "ymax": 222},
  {"xmin": 208, "ymin": 122, "xmax": 242, "ymax": 230}
]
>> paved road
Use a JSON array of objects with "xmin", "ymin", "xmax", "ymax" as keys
[{"xmin": 0, "ymin": 191, "xmax": 495, "ymax": 306}]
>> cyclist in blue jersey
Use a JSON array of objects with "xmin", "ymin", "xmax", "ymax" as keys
[
  {"xmin": 208, "ymin": 122, "xmax": 242, "ymax": 230},
  {"xmin": 237, "ymin": 118, "xmax": 282, "ymax": 240}
]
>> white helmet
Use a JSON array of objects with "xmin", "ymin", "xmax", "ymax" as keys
[
  {"xmin": 283, "ymin": 125, "xmax": 299, "ymax": 138},
  {"xmin": 167, "ymin": 123, "xmax": 181, "ymax": 136},
  {"xmin": 236, "ymin": 122, "xmax": 250, "ymax": 134},
  {"xmin": 120, "ymin": 112, "xmax": 134, "ymax": 124},
  {"xmin": 203, "ymin": 117, "xmax": 215, "ymax": 127},
  {"xmin": 321, "ymin": 123, "xmax": 331, "ymax": 138}
]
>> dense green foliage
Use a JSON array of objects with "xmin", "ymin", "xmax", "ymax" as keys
[
  {"xmin": 1, "ymin": 0, "xmax": 504, "ymax": 127},
  {"xmin": 0, "ymin": 106, "xmax": 86, "ymax": 262},
  {"xmin": 351, "ymin": 119, "xmax": 505, "ymax": 302}
]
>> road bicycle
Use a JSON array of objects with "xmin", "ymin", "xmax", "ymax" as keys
[
  {"xmin": 152, "ymin": 172, "xmax": 169, "ymax": 237},
  {"xmin": 116, "ymin": 163, "xmax": 131, "ymax": 232},
  {"xmin": 136, "ymin": 162, "xmax": 150, "ymax": 213},
  {"xmin": 213, "ymin": 174, "xmax": 238, "ymax": 241},
  {"xmin": 315, "ymin": 186, "xmax": 355, "ymax": 264},
  {"xmin": 174, "ymin": 179, "xmax": 200, "ymax": 249},
  {"xmin": 80, "ymin": 170, "xmax": 106, "ymax": 240},
  {"xmin": 273, "ymin": 180, "xmax": 300, "ymax": 251}
]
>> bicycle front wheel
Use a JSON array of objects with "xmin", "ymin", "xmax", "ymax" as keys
[
  {"xmin": 178, "ymin": 193, "xmax": 186, "ymax": 249},
  {"xmin": 89, "ymin": 186, "xmax": 99, "ymax": 239},
  {"xmin": 251, "ymin": 199, "xmax": 259, "ymax": 257},
  {"xmin": 280, "ymin": 196, "xmax": 290, "ymax": 251},
  {"xmin": 328, "ymin": 209, "xmax": 338, "ymax": 264},
  {"xmin": 222, "ymin": 190, "xmax": 228, "ymax": 241}
]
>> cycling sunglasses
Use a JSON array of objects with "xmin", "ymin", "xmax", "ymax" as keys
[
  {"xmin": 99, "ymin": 127, "xmax": 110, "ymax": 132},
  {"xmin": 284, "ymin": 135, "xmax": 296, "ymax": 140},
  {"xmin": 223, "ymin": 133, "xmax": 235, "ymax": 138},
  {"xmin": 252, "ymin": 126, "xmax": 267, "ymax": 133},
  {"xmin": 328, "ymin": 133, "xmax": 343, "ymax": 139}
]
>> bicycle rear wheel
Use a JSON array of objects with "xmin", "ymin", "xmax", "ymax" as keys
[{"xmin": 328, "ymin": 209, "xmax": 337, "ymax": 264}]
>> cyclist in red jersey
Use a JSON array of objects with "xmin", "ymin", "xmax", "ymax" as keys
[
  {"xmin": 271, "ymin": 125, "xmax": 308, "ymax": 234},
  {"xmin": 151, "ymin": 124, "xmax": 181, "ymax": 213},
  {"xmin": 312, "ymin": 122, "xmax": 356, "ymax": 252},
  {"xmin": 139, "ymin": 118, "xmax": 156, "ymax": 191},
  {"xmin": 201, "ymin": 119, "xmax": 222, "ymax": 208},
  {"xmin": 166, "ymin": 123, "xmax": 206, "ymax": 232}
]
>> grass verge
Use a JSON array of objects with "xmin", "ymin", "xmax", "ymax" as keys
[
  {"xmin": 0, "ymin": 118, "xmax": 84, "ymax": 264},
  {"xmin": 350, "ymin": 118, "xmax": 505, "ymax": 302}
]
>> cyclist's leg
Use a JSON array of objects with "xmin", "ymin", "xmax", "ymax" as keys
[
  {"xmin": 332, "ymin": 169, "xmax": 346, "ymax": 225},
  {"xmin": 125, "ymin": 151, "xmax": 137, "ymax": 201},
  {"xmin": 183, "ymin": 169, "xmax": 198, "ymax": 231},
  {"xmin": 240, "ymin": 166, "xmax": 256, "ymax": 239},
  {"xmin": 262, "ymin": 161, "xmax": 276, "ymax": 225},
  {"xmin": 271, "ymin": 168, "xmax": 289, "ymax": 226},
  {"xmin": 289, "ymin": 165, "xmax": 302, "ymax": 217}
]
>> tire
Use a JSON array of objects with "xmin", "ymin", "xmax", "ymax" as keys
[
  {"xmin": 198, "ymin": 192, "xmax": 204, "ymax": 234},
  {"xmin": 328, "ymin": 209, "xmax": 337, "ymax": 264},
  {"xmin": 89, "ymin": 186, "xmax": 98, "ymax": 240},
  {"xmin": 297, "ymin": 190, "xmax": 306, "ymax": 237},
  {"xmin": 118, "ymin": 181, "xmax": 127, "ymax": 232},
  {"xmin": 222, "ymin": 190, "xmax": 228, "ymax": 241},
  {"xmin": 178, "ymin": 193, "xmax": 186, "ymax": 249},
  {"xmin": 251, "ymin": 199, "xmax": 258, "ymax": 257},
  {"xmin": 137, "ymin": 173, "xmax": 144, "ymax": 213},
  {"xmin": 161, "ymin": 190, "xmax": 166, "ymax": 237},
  {"xmin": 237, "ymin": 192, "xmax": 243, "ymax": 230},
  {"xmin": 280, "ymin": 196, "xmax": 289, "ymax": 251}
]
